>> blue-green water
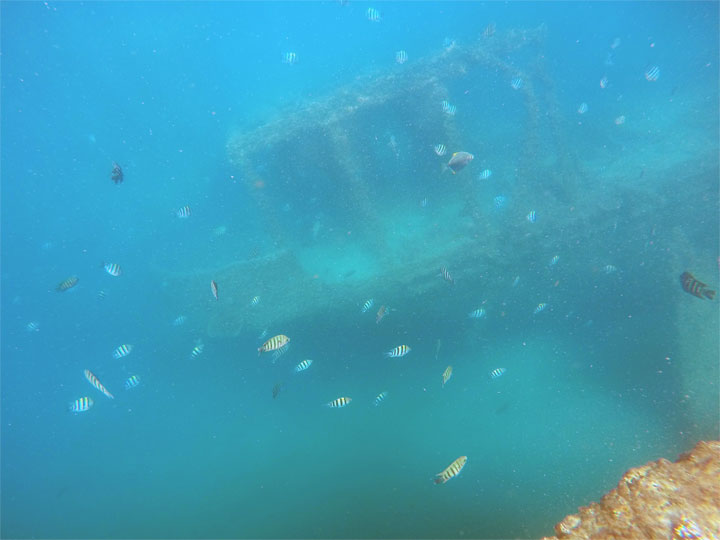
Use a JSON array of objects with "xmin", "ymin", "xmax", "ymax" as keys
[{"xmin": 2, "ymin": 2, "xmax": 718, "ymax": 539}]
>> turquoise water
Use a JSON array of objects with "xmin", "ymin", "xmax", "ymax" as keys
[{"xmin": 2, "ymin": 2, "xmax": 718, "ymax": 539}]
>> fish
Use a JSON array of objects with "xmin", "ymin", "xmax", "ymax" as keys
[
  {"xmin": 112, "ymin": 344, "xmax": 133, "ymax": 359},
  {"xmin": 434, "ymin": 144, "xmax": 447, "ymax": 156},
  {"xmin": 124, "ymin": 375, "xmax": 141, "ymax": 390},
  {"xmin": 439, "ymin": 266, "xmax": 454, "ymax": 285},
  {"xmin": 250, "ymin": 295, "xmax": 260, "ymax": 307},
  {"xmin": 494, "ymin": 195, "xmax": 507, "ymax": 209},
  {"xmin": 366, "ymin": 7, "xmax": 381, "ymax": 21},
  {"xmin": 103, "ymin": 262, "xmax": 122, "ymax": 277},
  {"xmin": 385, "ymin": 345, "xmax": 411, "ymax": 358},
  {"xmin": 483, "ymin": 22, "xmax": 496, "ymax": 38},
  {"xmin": 610, "ymin": 37, "xmax": 621, "ymax": 49},
  {"xmin": 83, "ymin": 369, "xmax": 114, "ymax": 399},
  {"xmin": 533, "ymin": 303, "xmax": 547, "ymax": 315},
  {"xmin": 282, "ymin": 52, "xmax": 298, "ymax": 64},
  {"xmin": 420, "ymin": 197, "xmax": 429, "ymax": 208},
  {"xmin": 599, "ymin": 76, "xmax": 609, "ymax": 89},
  {"xmin": 447, "ymin": 151, "xmax": 474, "ymax": 174},
  {"xmin": 294, "ymin": 359, "xmax": 313, "ymax": 373},
  {"xmin": 176, "ymin": 205, "xmax": 191, "ymax": 218},
  {"xmin": 442, "ymin": 366, "xmax": 453, "ymax": 387},
  {"xmin": 603, "ymin": 264, "xmax": 618, "ymax": 274},
  {"xmin": 26, "ymin": 321, "xmax": 40, "ymax": 332},
  {"xmin": 614, "ymin": 115, "xmax": 626, "ymax": 125},
  {"xmin": 468, "ymin": 308, "xmax": 486, "ymax": 319},
  {"xmin": 191, "ymin": 342, "xmax": 205, "ymax": 358},
  {"xmin": 680, "ymin": 272, "xmax": 716, "ymax": 300},
  {"xmin": 258, "ymin": 334, "xmax": 291, "ymax": 355},
  {"xmin": 69, "ymin": 396, "xmax": 94, "ymax": 413},
  {"xmin": 376, "ymin": 305, "xmax": 389, "ymax": 324},
  {"xmin": 577, "ymin": 102, "xmax": 588, "ymax": 114},
  {"xmin": 441, "ymin": 100, "xmax": 457, "ymax": 116},
  {"xmin": 395, "ymin": 50, "xmax": 408, "ymax": 64},
  {"xmin": 549, "ymin": 255, "xmax": 560, "ymax": 266},
  {"xmin": 489, "ymin": 367, "xmax": 506, "ymax": 380},
  {"xmin": 526, "ymin": 210, "xmax": 537, "ymax": 223},
  {"xmin": 56, "ymin": 276, "xmax": 79, "ymax": 292},
  {"xmin": 97, "ymin": 290, "xmax": 107, "ymax": 300},
  {"xmin": 477, "ymin": 169, "xmax": 492, "ymax": 180},
  {"xmin": 111, "ymin": 162, "xmax": 123, "ymax": 184},
  {"xmin": 272, "ymin": 382, "xmax": 283, "ymax": 399},
  {"xmin": 443, "ymin": 37, "xmax": 456, "ymax": 51},
  {"xmin": 434, "ymin": 456, "xmax": 467, "ymax": 484},
  {"xmin": 645, "ymin": 66, "xmax": 660, "ymax": 82},
  {"xmin": 512, "ymin": 275, "xmax": 520, "ymax": 287},
  {"xmin": 374, "ymin": 391, "xmax": 388, "ymax": 406},
  {"xmin": 172, "ymin": 315, "xmax": 187, "ymax": 326},
  {"xmin": 361, "ymin": 299, "xmax": 374, "ymax": 313},
  {"xmin": 510, "ymin": 76, "xmax": 523, "ymax": 90},
  {"xmin": 210, "ymin": 280, "xmax": 219, "ymax": 301},
  {"xmin": 326, "ymin": 396, "xmax": 352, "ymax": 408}
]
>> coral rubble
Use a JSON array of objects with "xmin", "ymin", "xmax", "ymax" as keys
[{"xmin": 543, "ymin": 440, "xmax": 720, "ymax": 540}]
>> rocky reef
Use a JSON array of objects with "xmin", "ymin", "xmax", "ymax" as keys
[{"xmin": 543, "ymin": 440, "xmax": 720, "ymax": 540}]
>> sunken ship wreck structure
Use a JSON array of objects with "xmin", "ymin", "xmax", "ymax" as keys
[{"xmin": 161, "ymin": 25, "xmax": 718, "ymax": 432}]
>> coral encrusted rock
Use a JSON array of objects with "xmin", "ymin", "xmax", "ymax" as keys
[{"xmin": 542, "ymin": 440, "xmax": 720, "ymax": 540}]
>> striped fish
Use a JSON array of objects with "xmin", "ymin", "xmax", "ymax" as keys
[
  {"xmin": 645, "ymin": 65, "xmax": 660, "ymax": 82},
  {"xmin": 434, "ymin": 456, "xmax": 467, "ymax": 484},
  {"xmin": 442, "ymin": 366, "xmax": 453, "ymax": 387},
  {"xmin": 250, "ymin": 295, "xmax": 260, "ymax": 307},
  {"xmin": 385, "ymin": 344, "xmax": 411, "ymax": 358},
  {"xmin": 374, "ymin": 391, "xmax": 388, "ymax": 406},
  {"xmin": 56, "ymin": 276, "xmax": 79, "ymax": 292},
  {"xmin": 526, "ymin": 210, "xmax": 537, "ymax": 223},
  {"xmin": 434, "ymin": 143, "xmax": 447, "ymax": 157},
  {"xmin": 489, "ymin": 367, "xmax": 506, "ymax": 380},
  {"xmin": 326, "ymin": 396, "xmax": 352, "ymax": 408},
  {"xmin": 533, "ymin": 303, "xmax": 547, "ymax": 315},
  {"xmin": 395, "ymin": 50, "xmax": 408, "ymax": 64},
  {"xmin": 210, "ymin": 280, "xmax": 219, "ymax": 301},
  {"xmin": 366, "ymin": 7, "xmax": 380, "ymax": 21},
  {"xmin": 361, "ymin": 298, "xmax": 374, "ymax": 313},
  {"xmin": 103, "ymin": 262, "xmax": 122, "ymax": 277},
  {"xmin": 511, "ymin": 76, "xmax": 523, "ymax": 90},
  {"xmin": 439, "ymin": 266, "xmax": 454, "ymax": 285},
  {"xmin": 69, "ymin": 396, "xmax": 93, "ymax": 413},
  {"xmin": 112, "ymin": 344, "xmax": 133, "ymax": 359},
  {"xmin": 680, "ymin": 272, "xmax": 716, "ymax": 300},
  {"xmin": 26, "ymin": 321, "xmax": 40, "ymax": 332},
  {"xmin": 176, "ymin": 205, "xmax": 191, "ymax": 218},
  {"xmin": 84, "ymin": 369, "xmax": 114, "ymax": 399},
  {"xmin": 294, "ymin": 359, "xmax": 313, "ymax": 373},
  {"xmin": 258, "ymin": 334, "xmax": 290, "ymax": 355},
  {"xmin": 191, "ymin": 342, "xmax": 205, "ymax": 358},
  {"xmin": 549, "ymin": 255, "xmax": 560, "ymax": 266},
  {"xmin": 124, "ymin": 375, "xmax": 141, "ymax": 390},
  {"xmin": 468, "ymin": 308, "xmax": 486, "ymax": 319}
]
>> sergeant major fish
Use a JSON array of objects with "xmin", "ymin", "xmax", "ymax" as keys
[
  {"xmin": 385, "ymin": 345, "xmax": 411, "ymax": 358},
  {"xmin": 56, "ymin": 276, "xmax": 79, "ymax": 292},
  {"xmin": 69, "ymin": 396, "xmax": 94, "ymax": 413},
  {"xmin": 258, "ymin": 334, "xmax": 290, "ymax": 355},
  {"xmin": 680, "ymin": 272, "xmax": 716, "ymax": 300},
  {"xmin": 434, "ymin": 456, "xmax": 467, "ymax": 484}
]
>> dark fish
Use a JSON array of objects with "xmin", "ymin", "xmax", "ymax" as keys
[
  {"xmin": 111, "ymin": 162, "xmax": 123, "ymax": 184},
  {"xmin": 447, "ymin": 152, "xmax": 474, "ymax": 174},
  {"xmin": 272, "ymin": 382, "xmax": 283, "ymax": 399},
  {"xmin": 56, "ymin": 276, "xmax": 79, "ymax": 292},
  {"xmin": 680, "ymin": 272, "xmax": 715, "ymax": 300}
]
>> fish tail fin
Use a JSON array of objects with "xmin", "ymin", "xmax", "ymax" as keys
[
  {"xmin": 704, "ymin": 289, "xmax": 716, "ymax": 300},
  {"xmin": 433, "ymin": 475, "xmax": 444, "ymax": 485},
  {"xmin": 258, "ymin": 348, "xmax": 262, "ymax": 356}
]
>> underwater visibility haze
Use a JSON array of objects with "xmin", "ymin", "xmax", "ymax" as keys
[{"xmin": 1, "ymin": 2, "xmax": 719, "ymax": 538}]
